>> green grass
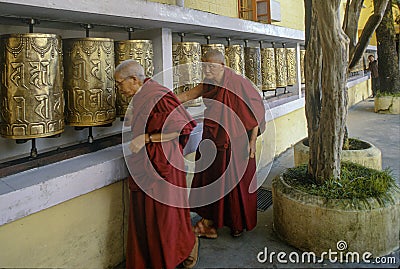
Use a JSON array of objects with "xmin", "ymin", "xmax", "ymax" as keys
[
  {"xmin": 375, "ymin": 91, "xmax": 400, "ymax": 97},
  {"xmin": 283, "ymin": 162, "xmax": 399, "ymax": 206}
]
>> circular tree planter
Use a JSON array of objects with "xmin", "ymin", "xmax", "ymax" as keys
[
  {"xmin": 374, "ymin": 95, "xmax": 400, "ymax": 114},
  {"xmin": 294, "ymin": 138, "xmax": 382, "ymax": 170},
  {"xmin": 272, "ymin": 175, "xmax": 400, "ymax": 257}
]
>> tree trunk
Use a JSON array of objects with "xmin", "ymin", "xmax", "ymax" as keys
[
  {"xmin": 375, "ymin": 0, "xmax": 400, "ymax": 94},
  {"xmin": 343, "ymin": 0, "xmax": 364, "ymax": 58},
  {"xmin": 305, "ymin": 0, "xmax": 349, "ymax": 183},
  {"xmin": 349, "ymin": 0, "xmax": 389, "ymax": 69}
]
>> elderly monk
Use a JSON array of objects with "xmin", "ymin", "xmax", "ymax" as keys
[
  {"xmin": 178, "ymin": 49, "xmax": 266, "ymax": 238},
  {"xmin": 115, "ymin": 59, "xmax": 198, "ymax": 269}
]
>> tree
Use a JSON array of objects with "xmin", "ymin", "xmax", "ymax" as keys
[
  {"xmin": 304, "ymin": 0, "xmax": 389, "ymax": 183},
  {"xmin": 375, "ymin": 0, "xmax": 400, "ymax": 94}
]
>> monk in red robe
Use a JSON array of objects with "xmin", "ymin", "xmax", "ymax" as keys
[
  {"xmin": 178, "ymin": 49, "xmax": 266, "ymax": 238},
  {"xmin": 115, "ymin": 60, "xmax": 198, "ymax": 269}
]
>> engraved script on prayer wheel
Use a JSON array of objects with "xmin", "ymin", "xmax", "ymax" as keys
[
  {"xmin": 115, "ymin": 40, "xmax": 153, "ymax": 117},
  {"xmin": 0, "ymin": 33, "xmax": 64, "ymax": 139},
  {"xmin": 63, "ymin": 38, "xmax": 116, "ymax": 126},
  {"xmin": 225, "ymin": 45, "xmax": 245, "ymax": 76},
  {"xmin": 261, "ymin": 48, "xmax": 277, "ymax": 91},
  {"xmin": 172, "ymin": 42, "xmax": 202, "ymax": 106},
  {"xmin": 286, "ymin": 48, "xmax": 297, "ymax": 86},
  {"xmin": 244, "ymin": 47, "xmax": 262, "ymax": 89},
  {"xmin": 274, "ymin": 48, "xmax": 288, "ymax": 87},
  {"xmin": 300, "ymin": 49, "xmax": 305, "ymax": 84}
]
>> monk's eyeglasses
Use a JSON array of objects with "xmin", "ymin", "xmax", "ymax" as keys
[
  {"xmin": 115, "ymin": 76, "xmax": 135, "ymax": 88},
  {"xmin": 202, "ymin": 63, "xmax": 221, "ymax": 70}
]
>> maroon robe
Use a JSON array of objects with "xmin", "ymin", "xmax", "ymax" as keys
[
  {"xmin": 190, "ymin": 68, "xmax": 266, "ymax": 232},
  {"xmin": 126, "ymin": 79, "xmax": 197, "ymax": 269}
]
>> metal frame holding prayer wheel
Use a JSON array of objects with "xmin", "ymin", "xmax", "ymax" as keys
[
  {"xmin": 300, "ymin": 49, "xmax": 306, "ymax": 84},
  {"xmin": 274, "ymin": 48, "xmax": 288, "ymax": 88},
  {"xmin": 286, "ymin": 48, "xmax": 297, "ymax": 86},
  {"xmin": 261, "ymin": 47, "xmax": 277, "ymax": 91},
  {"xmin": 225, "ymin": 45, "xmax": 245, "ymax": 76},
  {"xmin": 0, "ymin": 33, "xmax": 64, "ymax": 139},
  {"xmin": 63, "ymin": 38, "xmax": 116, "ymax": 126},
  {"xmin": 244, "ymin": 47, "xmax": 262, "ymax": 90},
  {"xmin": 172, "ymin": 42, "xmax": 202, "ymax": 107},
  {"xmin": 115, "ymin": 40, "xmax": 153, "ymax": 117}
]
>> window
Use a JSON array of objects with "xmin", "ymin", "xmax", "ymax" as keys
[{"xmin": 238, "ymin": 0, "xmax": 272, "ymax": 23}]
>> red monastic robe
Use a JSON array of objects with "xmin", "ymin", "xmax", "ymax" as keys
[
  {"xmin": 190, "ymin": 68, "xmax": 266, "ymax": 232},
  {"xmin": 126, "ymin": 79, "xmax": 197, "ymax": 269}
]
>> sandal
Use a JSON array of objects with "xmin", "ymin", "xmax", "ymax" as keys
[
  {"xmin": 231, "ymin": 229, "xmax": 243, "ymax": 238},
  {"xmin": 193, "ymin": 219, "xmax": 218, "ymax": 239},
  {"xmin": 183, "ymin": 237, "xmax": 199, "ymax": 269}
]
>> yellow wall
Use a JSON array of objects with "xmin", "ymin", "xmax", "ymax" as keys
[
  {"xmin": 258, "ymin": 107, "xmax": 307, "ymax": 166},
  {"xmin": 357, "ymin": 0, "xmax": 400, "ymax": 46},
  {"xmin": 272, "ymin": 0, "xmax": 305, "ymax": 31},
  {"xmin": 348, "ymin": 79, "xmax": 372, "ymax": 108},
  {"xmin": 149, "ymin": 0, "xmax": 239, "ymax": 18},
  {"xmin": 0, "ymin": 181, "xmax": 129, "ymax": 269},
  {"xmin": 358, "ymin": 0, "xmax": 377, "ymax": 46}
]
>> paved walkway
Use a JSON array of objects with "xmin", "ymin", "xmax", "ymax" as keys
[{"xmin": 116, "ymin": 98, "xmax": 400, "ymax": 268}]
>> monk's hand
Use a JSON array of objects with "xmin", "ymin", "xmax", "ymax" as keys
[
  {"xmin": 129, "ymin": 134, "xmax": 146, "ymax": 153},
  {"xmin": 249, "ymin": 139, "xmax": 257, "ymax": 159}
]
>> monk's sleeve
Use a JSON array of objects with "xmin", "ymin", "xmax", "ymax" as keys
[
  {"xmin": 146, "ymin": 92, "xmax": 197, "ymax": 147},
  {"xmin": 231, "ymin": 83, "xmax": 266, "ymax": 135}
]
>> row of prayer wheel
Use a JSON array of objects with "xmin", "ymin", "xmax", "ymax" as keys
[
  {"xmin": 172, "ymin": 42, "xmax": 305, "ymax": 106},
  {"xmin": 0, "ymin": 33, "xmax": 154, "ymax": 139},
  {"xmin": 0, "ymin": 33, "xmax": 305, "ymax": 140}
]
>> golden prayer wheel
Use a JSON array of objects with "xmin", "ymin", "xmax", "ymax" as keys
[
  {"xmin": 274, "ymin": 48, "xmax": 288, "ymax": 87},
  {"xmin": 225, "ymin": 45, "xmax": 245, "ymax": 75},
  {"xmin": 63, "ymin": 38, "xmax": 116, "ymax": 126},
  {"xmin": 172, "ymin": 42, "xmax": 202, "ymax": 107},
  {"xmin": 244, "ymin": 47, "xmax": 262, "ymax": 90},
  {"xmin": 115, "ymin": 40, "xmax": 153, "ymax": 117},
  {"xmin": 286, "ymin": 48, "xmax": 297, "ymax": 86},
  {"xmin": 300, "ymin": 49, "xmax": 306, "ymax": 84},
  {"xmin": 201, "ymin": 44, "xmax": 225, "ymax": 59},
  {"xmin": 260, "ymin": 48, "xmax": 277, "ymax": 91},
  {"xmin": 0, "ymin": 33, "xmax": 64, "ymax": 139}
]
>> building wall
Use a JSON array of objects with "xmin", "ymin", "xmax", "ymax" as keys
[
  {"xmin": 358, "ymin": 0, "xmax": 378, "ymax": 46},
  {"xmin": 149, "ymin": 0, "xmax": 239, "ymax": 18},
  {"xmin": 0, "ymin": 181, "xmax": 128, "ymax": 269},
  {"xmin": 272, "ymin": 0, "xmax": 305, "ymax": 31},
  {"xmin": 348, "ymin": 78, "xmax": 372, "ymax": 108}
]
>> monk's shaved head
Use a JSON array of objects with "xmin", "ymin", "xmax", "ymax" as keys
[
  {"xmin": 202, "ymin": 49, "xmax": 225, "ymax": 65},
  {"xmin": 115, "ymin": 59, "xmax": 145, "ymax": 82}
]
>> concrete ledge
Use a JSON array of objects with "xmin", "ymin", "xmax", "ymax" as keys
[
  {"xmin": 294, "ymin": 138, "xmax": 382, "ymax": 170},
  {"xmin": 272, "ymin": 175, "xmax": 400, "ymax": 257},
  {"xmin": 0, "ymin": 145, "xmax": 129, "ymax": 226},
  {"xmin": 374, "ymin": 96, "xmax": 400, "ymax": 114}
]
